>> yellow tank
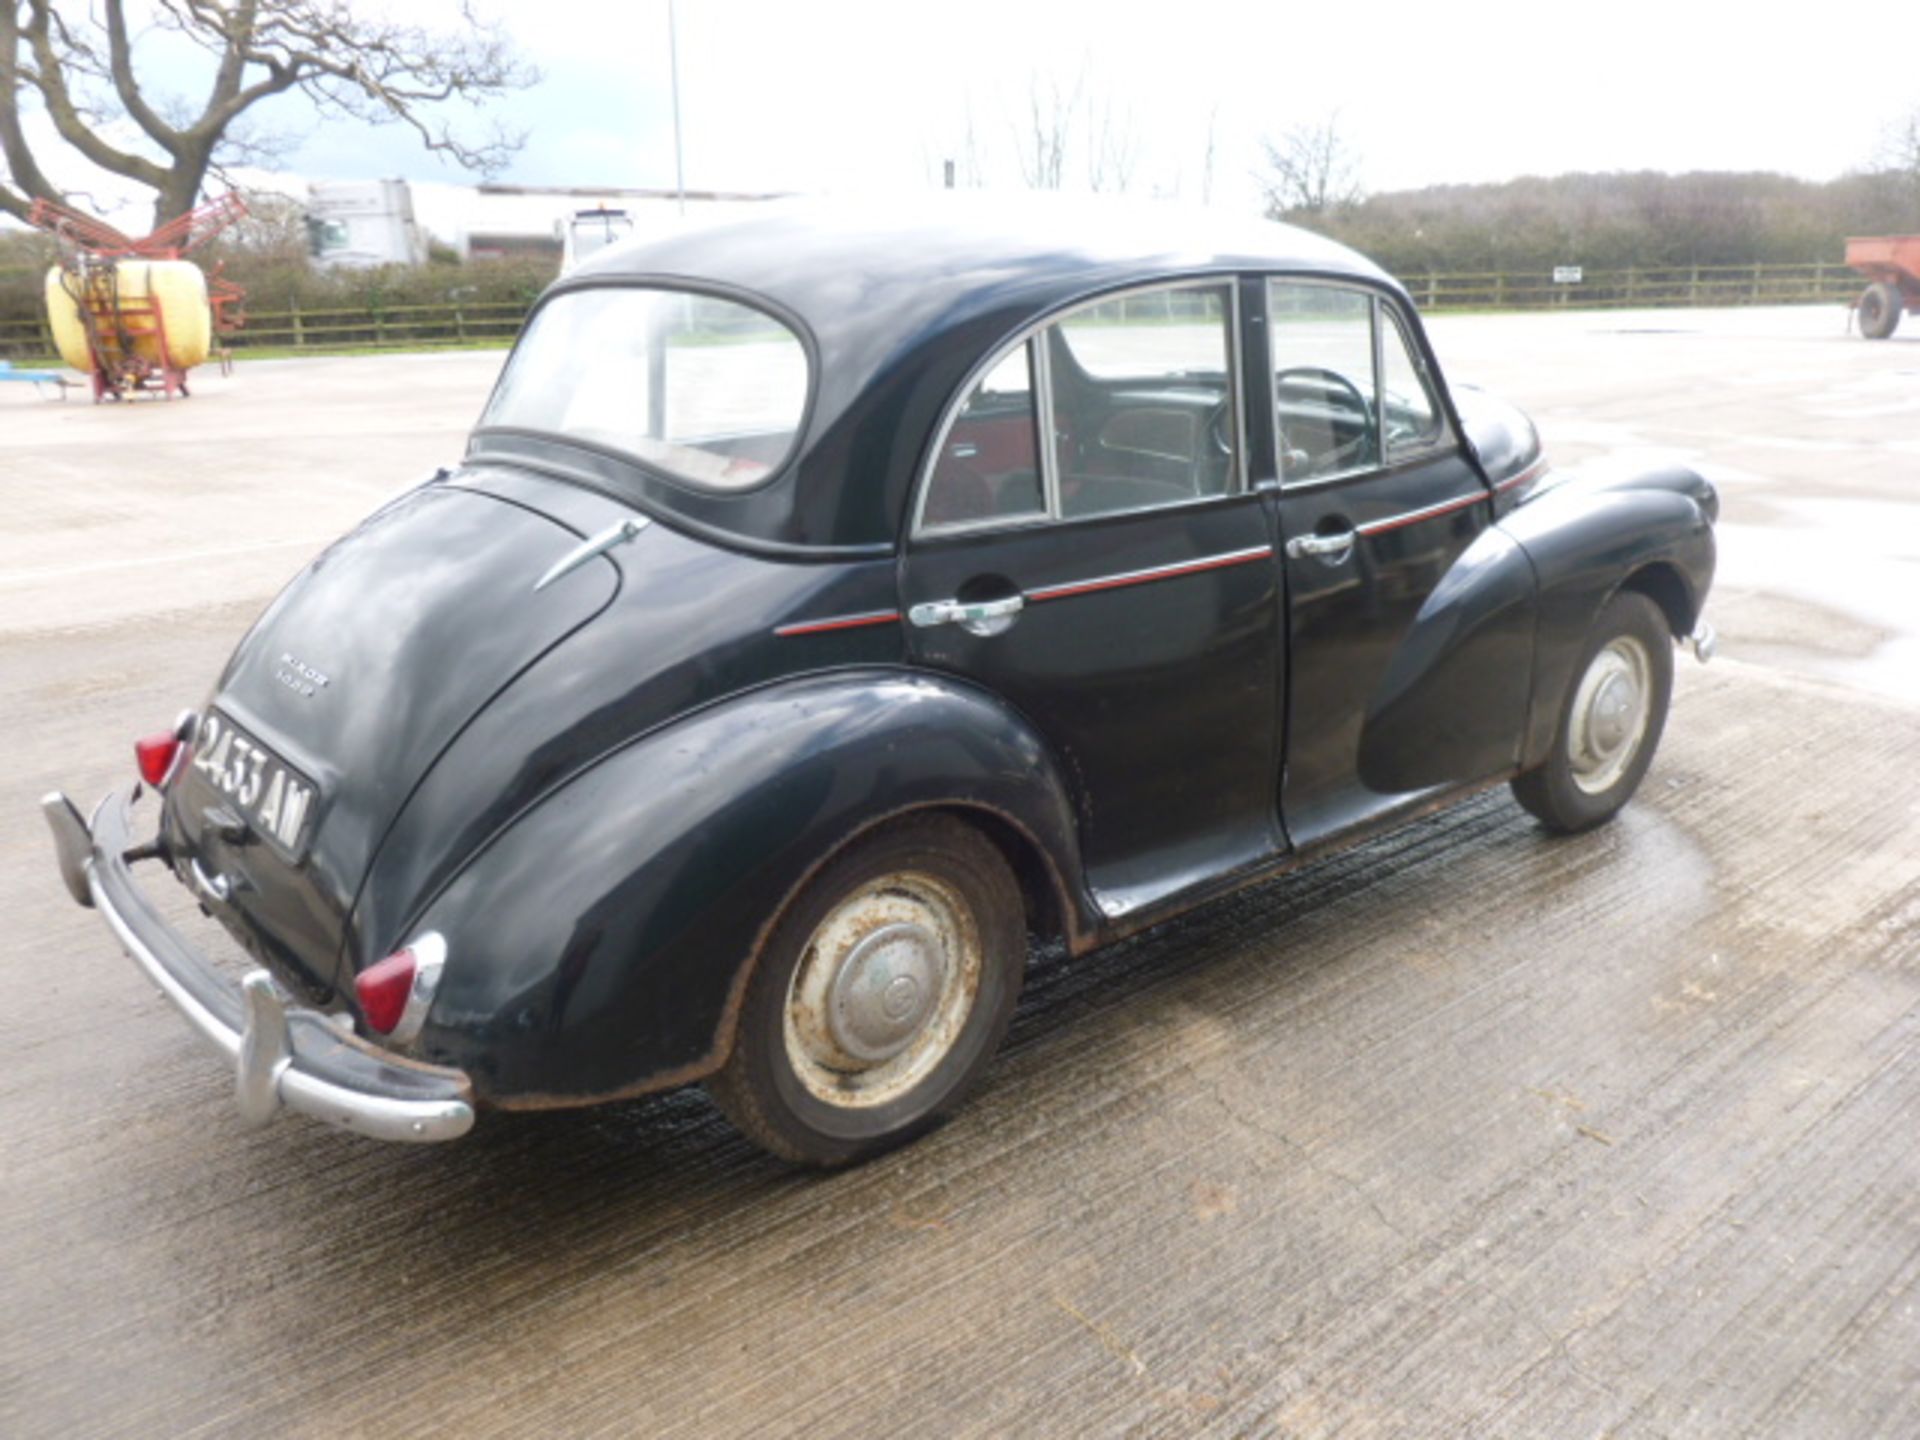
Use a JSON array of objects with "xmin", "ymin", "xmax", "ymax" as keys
[{"xmin": 44, "ymin": 260, "xmax": 213, "ymax": 374}]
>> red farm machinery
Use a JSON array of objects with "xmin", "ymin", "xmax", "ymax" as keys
[
  {"xmin": 27, "ymin": 193, "xmax": 249, "ymax": 399},
  {"xmin": 1845, "ymin": 235, "xmax": 1920, "ymax": 339}
]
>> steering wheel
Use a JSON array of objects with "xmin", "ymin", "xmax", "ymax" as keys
[{"xmin": 1274, "ymin": 366, "xmax": 1377, "ymax": 476}]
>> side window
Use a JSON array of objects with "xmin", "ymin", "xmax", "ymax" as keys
[
  {"xmin": 1048, "ymin": 284, "xmax": 1236, "ymax": 520},
  {"xmin": 1267, "ymin": 281, "xmax": 1378, "ymax": 483},
  {"xmin": 921, "ymin": 343, "xmax": 1045, "ymax": 529},
  {"xmin": 1380, "ymin": 307, "xmax": 1445, "ymax": 459}
]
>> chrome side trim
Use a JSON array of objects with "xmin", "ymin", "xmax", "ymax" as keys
[
  {"xmin": 773, "ymin": 607, "xmax": 902, "ymax": 637},
  {"xmin": 1493, "ymin": 457, "xmax": 1549, "ymax": 494},
  {"xmin": 1026, "ymin": 544, "xmax": 1273, "ymax": 602},
  {"xmin": 533, "ymin": 516, "xmax": 648, "ymax": 592},
  {"xmin": 1354, "ymin": 489, "xmax": 1486, "ymax": 537}
]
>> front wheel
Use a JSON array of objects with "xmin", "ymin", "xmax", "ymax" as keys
[
  {"xmin": 706, "ymin": 814, "xmax": 1026, "ymax": 1167},
  {"xmin": 1511, "ymin": 590, "xmax": 1674, "ymax": 833}
]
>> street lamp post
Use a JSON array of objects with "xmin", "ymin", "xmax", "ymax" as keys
[{"xmin": 668, "ymin": 0, "xmax": 686, "ymax": 216}]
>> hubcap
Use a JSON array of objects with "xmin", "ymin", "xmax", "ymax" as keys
[
  {"xmin": 783, "ymin": 871, "xmax": 983, "ymax": 1109},
  {"xmin": 827, "ymin": 922, "xmax": 942, "ymax": 1062},
  {"xmin": 1567, "ymin": 636, "xmax": 1652, "ymax": 795}
]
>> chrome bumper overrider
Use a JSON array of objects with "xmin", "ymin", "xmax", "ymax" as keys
[
  {"xmin": 41, "ymin": 786, "xmax": 474, "ymax": 1143},
  {"xmin": 1689, "ymin": 620, "xmax": 1717, "ymax": 663}
]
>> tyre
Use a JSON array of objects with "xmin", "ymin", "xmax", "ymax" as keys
[
  {"xmin": 706, "ymin": 813, "xmax": 1026, "ymax": 1166},
  {"xmin": 1511, "ymin": 590, "xmax": 1674, "ymax": 834},
  {"xmin": 1859, "ymin": 281, "xmax": 1903, "ymax": 340}
]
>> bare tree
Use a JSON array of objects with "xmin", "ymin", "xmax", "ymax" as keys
[
  {"xmin": 1016, "ymin": 69, "xmax": 1083, "ymax": 191},
  {"xmin": 1084, "ymin": 94, "xmax": 1138, "ymax": 194},
  {"xmin": 926, "ymin": 92, "xmax": 987, "ymax": 189},
  {"xmin": 1, "ymin": 0, "xmax": 536, "ymax": 228},
  {"xmin": 1258, "ymin": 113, "xmax": 1363, "ymax": 218},
  {"xmin": 1873, "ymin": 108, "xmax": 1920, "ymax": 213},
  {"xmin": 1199, "ymin": 104, "xmax": 1218, "ymax": 205}
]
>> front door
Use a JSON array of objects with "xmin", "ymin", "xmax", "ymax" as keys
[
  {"xmin": 1262, "ymin": 279, "xmax": 1530, "ymax": 849},
  {"xmin": 901, "ymin": 281, "xmax": 1283, "ymax": 921}
]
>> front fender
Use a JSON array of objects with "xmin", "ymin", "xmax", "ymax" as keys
[
  {"xmin": 406, "ymin": 669, "xmax": 1086, "ymax": 1106},
  {"xmin": 1499, "ymin": 467, "xmax": 1716, "ymax": 770},
  {"xmin": 1355, "ymin": 522, "xmax": 1536, "ymax": 793}
]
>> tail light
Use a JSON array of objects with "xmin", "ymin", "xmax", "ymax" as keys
[
  {"xmin": 354, "ymin": 933, "xmax": 447, "ymax": 1042},
  {"xmin": 135, "ymin": 732, "xmax": 181, "ymax": 786},
  {"xmin": 135, "ymin": 710, "xmax": 200, "ymax": 788}
]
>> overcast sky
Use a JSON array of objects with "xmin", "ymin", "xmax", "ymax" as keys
[{"xmin": 18, "ymin": 0, "xmax": 1920, "ymax": 219}]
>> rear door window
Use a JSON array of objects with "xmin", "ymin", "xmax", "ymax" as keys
[
  {"xmin": 1048, "ymin": 285, "xmax": 1237, "ymax": 520},
  {"xmin": 918, "ymin": 282, "xmax": 1240, "ymax": 532},
  {"xmin": 920, "ymin": 343, "xmax": 1046, "ymax": 529}
]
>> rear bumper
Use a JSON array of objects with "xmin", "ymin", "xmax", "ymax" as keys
[{"xmin": 41, "ymin": 785, "xmax": 475, "ymax": 1143}]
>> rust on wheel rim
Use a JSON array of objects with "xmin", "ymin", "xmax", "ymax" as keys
[{"xmin": 783, "ymin": 870, "xmax": 983, "ymax": 1108}]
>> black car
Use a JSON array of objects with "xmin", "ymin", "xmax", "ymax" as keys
[{"xmin": 45, "ymin": 198, "xmax": 1717, "ymax": 1165}]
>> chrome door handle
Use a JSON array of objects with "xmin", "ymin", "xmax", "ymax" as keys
[
  {"xmin": 1284, "ymin": 531, "xmax": 1357, "ymax": 563},
  {"xmin": 908, "ymin": 594, "xmax": 1025, "ymax": 636},
  {"xmin": 190, "ymin": 857, "xmax": 232, "ymax": 903}
]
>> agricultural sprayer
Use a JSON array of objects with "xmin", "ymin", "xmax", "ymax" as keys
[{"xmin": 27, "ymin": 193, "xmax": 247, "ymax": 401}]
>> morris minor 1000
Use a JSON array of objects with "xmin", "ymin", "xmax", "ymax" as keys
[{"xmin": 45, "ymin": 199, "xmax": 1717, "ymax": 1165}]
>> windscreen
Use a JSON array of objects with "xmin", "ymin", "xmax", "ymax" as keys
[{"xmin": 482, "ymin": 287, "xmax": 809, "ymax": 491}]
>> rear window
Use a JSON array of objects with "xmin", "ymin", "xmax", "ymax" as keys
[{"xmin": 482, "ymin": 287, "xmax": 809, "ymax": 491}]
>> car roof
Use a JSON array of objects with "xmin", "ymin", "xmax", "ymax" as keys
[
  {"xmin": 571, "ymin": 192, "xmax": 1391, "ymax": 319},
  {"xmin": 503, "ymin": 195, "xmax": 1404, "ymax": 555}
]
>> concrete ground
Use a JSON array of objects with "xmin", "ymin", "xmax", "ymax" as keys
[{"xmin": 2, "ymin": 308, "xmax": 1916, "ymax": 1438}]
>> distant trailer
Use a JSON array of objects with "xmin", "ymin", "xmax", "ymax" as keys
[{"xmin": 1844, "ymin": 236, "xmax": 1920, "ymax": 339}]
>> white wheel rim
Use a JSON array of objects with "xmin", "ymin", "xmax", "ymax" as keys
[
  {"xmin": 1567, "ymin": 635, "xmax": 1653, "ymax": 796},
  {"xmin": 783, "ymin": 870, "xmax": 983, "ymax": 1109}
]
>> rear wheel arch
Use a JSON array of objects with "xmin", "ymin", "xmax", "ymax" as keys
[{"xmin": 710, "ymin": 798, "xmax": 1078, "ymax": 1069}]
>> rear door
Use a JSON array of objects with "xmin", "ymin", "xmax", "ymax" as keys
[
  {"xmin": 901, "ymin": 280, "xmax": 1284, "ymax": 920},
  {"xmin": 1263, "ymin": 279, "xmax": 1528, "ymax": 849}
]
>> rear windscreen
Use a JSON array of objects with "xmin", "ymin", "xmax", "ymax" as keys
[{"xmin": 482, "ymin": 287, "xmax": 809, "ymax": 491}]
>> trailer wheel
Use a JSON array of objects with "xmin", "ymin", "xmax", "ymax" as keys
[{"xmin": 1859, "ymin": 282, "xmax": 1903, "ymax": 339}]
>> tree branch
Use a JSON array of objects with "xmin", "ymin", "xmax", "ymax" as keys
[
  {"xmin": 103, "ymin": 0, "xmax": 184, "ymax": 153},
  {"xmin": 5, "ymin": 0, "xmax": 536, "ymax": 223},
  {"xmin": 19, "ymin": 0, "xmax": 168, "ymax": 188},
  {"xmin": 1, "ymin": 0, "xmax": 61, "ymax": 207}
]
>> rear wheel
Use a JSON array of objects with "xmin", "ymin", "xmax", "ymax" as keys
[
  {"xmin": 1511, "ymin": 590, "xmax": 1674, "ymax": 833},
  {"xmin": 707, "ymin": 814, "xmax": 1026, "ymax": 1167},
  {"xmin": 1860, "ymin": 282, "xmax": 1904, "ymax": 339}
]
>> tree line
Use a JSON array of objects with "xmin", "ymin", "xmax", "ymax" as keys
[{"xmin": 1271, "ymin": 167, "xmax": 1919, "ymax": 278}]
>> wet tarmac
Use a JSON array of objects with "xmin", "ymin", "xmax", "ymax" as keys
[{"xmin": 4, "ymin": 309, "xmax": 1918, "ymax": 1437}]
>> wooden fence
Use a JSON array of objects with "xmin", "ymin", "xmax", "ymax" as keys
[
  {"xmin": 0, "ymin": 261, "xmax": 1872, "ymax": 364},
  {"xmin": 1399, "ymin": 260, "xmax": 1864, "ymax": 312}
]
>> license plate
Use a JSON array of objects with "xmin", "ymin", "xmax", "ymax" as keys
[{"xmin": 189, "ymin": 711, "xmax": 319, "ymax": 859}]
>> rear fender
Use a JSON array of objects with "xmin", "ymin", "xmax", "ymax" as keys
[{"xmin": 405, "ymin": 669, "xmax": 1087, "ymax": 1106}]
